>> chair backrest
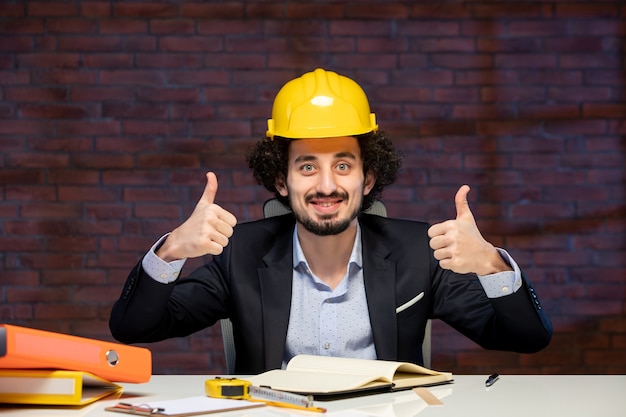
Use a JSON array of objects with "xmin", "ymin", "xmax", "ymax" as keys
[
  {"xmin": 220, "ymin": 198, "xmax": 432, "ymax": 373},
  {"xmin": 220, "ymin": 318, "xmax": 236, "ymax": 374}
]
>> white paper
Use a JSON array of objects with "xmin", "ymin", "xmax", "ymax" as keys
[{"xmin": 128, "ymin": 396, "xmax": 263, "ymax": 415}]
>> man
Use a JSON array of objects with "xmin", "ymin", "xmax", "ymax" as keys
[{"xmin": 110, "ymin": 68, "xmax": 552, "ymax": 374}]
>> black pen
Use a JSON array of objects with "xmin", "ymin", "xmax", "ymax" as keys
[{"xmin": 485, "ymin": 373, "xmax": 499, "ymax": 387}]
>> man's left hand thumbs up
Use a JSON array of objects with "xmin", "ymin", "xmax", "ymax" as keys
[{"xmin": 428, "ymin": 185, "xmax": 510, "ymax": 275}]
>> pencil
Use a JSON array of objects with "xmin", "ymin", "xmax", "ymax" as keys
[{"xmin": 249, "ymin": 398, "xmax": 327, "ymax": 413}]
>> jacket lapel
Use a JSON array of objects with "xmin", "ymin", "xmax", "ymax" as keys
[
  {"xmin": 360, "ymin": 220, "xmax": 398, "ymax": 360},
  {"xmin": 258, "ymin": 222, "xmax": 295, "ymax": 369}
]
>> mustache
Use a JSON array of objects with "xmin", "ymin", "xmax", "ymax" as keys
[{"xmin": 305, "ymin": 192, "xmax": 349, "ymax": 203}]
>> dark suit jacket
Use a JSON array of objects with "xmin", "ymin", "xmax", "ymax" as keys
[{"xmin": 110, "ymin": 213, "xmax": 552, "ymax": 374}]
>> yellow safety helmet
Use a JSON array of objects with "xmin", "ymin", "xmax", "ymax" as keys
[{"xmin": 266, "ymin": 68, "xmax": 378, "ymax": 139}]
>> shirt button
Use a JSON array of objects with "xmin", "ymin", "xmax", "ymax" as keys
[
  {"xmin": 323, "ymin": 342, "xmax": 330, "ymax": 350},
  {"xmin": 160, "ymin": 273, "xmax": 167, "ymax": 279},
  {"xmin": 501, "ymin": 286, "xmax": 509, "ymax": 293},
  {"xmin": 172, "ymin": 271, "xmax": 179, "ymax": 278}
]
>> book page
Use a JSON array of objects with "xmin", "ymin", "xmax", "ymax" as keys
[
  {"xmin": 248, "ymin": 355, "xmax": 451, "ymax": 395},
  {"xmin": 391, "ymin": 371, "xmax": 453, "ymax": 389},
  {"xmin": 247, "ymin": 370, "xmax": 391, "ymax": 394},
  {"xmin": 285, "ymin": 355, "xmax": 404, "ymax": 382},
  {"xmin": 395, "ymin": 362, "xmax": 445, "ymax": 376}
]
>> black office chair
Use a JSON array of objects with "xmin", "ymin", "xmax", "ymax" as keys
[{"xmin": 220, "ymin": 199, "xmax": 432, "ymax": 373}]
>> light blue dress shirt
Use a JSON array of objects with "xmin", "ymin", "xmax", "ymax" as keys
[{"xmin": 283, "ymin": 224, "xmax": 377, "ymax": 367}]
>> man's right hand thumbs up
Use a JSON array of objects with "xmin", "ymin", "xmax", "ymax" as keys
[{"xmin": 156, "ymin": 172, "xmax": 238, "ymax": 262}]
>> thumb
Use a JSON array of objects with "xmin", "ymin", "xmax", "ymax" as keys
[
  {"xmin": 200, "ymin": 172, "xmax": 218, "ymax": 205},
  {"xmin": 455, "ymin": 184, "xmax": 472, "ymax": 219}
]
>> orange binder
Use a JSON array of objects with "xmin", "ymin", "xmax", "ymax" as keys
[{"xmin": 0, "ymin": 324, "xmax": 151, "ymax": 383}]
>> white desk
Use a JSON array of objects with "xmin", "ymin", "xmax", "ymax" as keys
[{"xmin": 2, "ymin": 375, "xmax": 625, "ymax": 417}]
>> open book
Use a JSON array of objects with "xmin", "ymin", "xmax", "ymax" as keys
[{"xmin": 247, "ymin": 355, "xmax": 453, "ymax": 399}]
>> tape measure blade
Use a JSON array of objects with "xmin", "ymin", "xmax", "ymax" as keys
[{"xmin": 249, "ymin": 385, "xmax": 313, "ymax": 407}]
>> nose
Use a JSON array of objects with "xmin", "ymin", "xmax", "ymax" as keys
[{"xmin": 317, "ymin": 168, "xmax": 337, "ymax": 195}]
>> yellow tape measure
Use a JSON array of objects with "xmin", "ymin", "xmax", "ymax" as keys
[
  {"xmin": 205, "ymin": 377, "xmax": 251, "ymax": 400},
  {"xmin": 205, "ymin": 377, "xmax": 326, "ymax": 412}
]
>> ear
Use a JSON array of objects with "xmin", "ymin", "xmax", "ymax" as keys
[
  {"xmin": 363, "ymin": 171, "xmax": 376, "ymax": 196},
  {"xmin": 275, "ymin": 174, "xmax": 288, "ymax": 197}
]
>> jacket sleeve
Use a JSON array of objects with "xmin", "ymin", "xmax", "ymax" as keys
[
  {"xmin": 431, "ymin": 263, "xmax": 552, "ymax": 353},
  {"xmin": 109, "ymin": 257, "xmax": 230, "ymax": 344}
]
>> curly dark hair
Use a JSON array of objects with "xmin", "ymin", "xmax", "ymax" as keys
[{"xmin": 245, "ymin": 131, "xmax": 403, "ymax": 211}]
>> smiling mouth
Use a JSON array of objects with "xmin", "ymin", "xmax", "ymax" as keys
[
  {"xmin": 312, "ymin": 200, "xmax": 342, "ymax": 207},
  {"xmin": 306, "ymin": 192, "xmax": 347, "ymax": 204},
  {"xmin": 306, "ymin": 193, "xmax": 347, "ymax": 213}
]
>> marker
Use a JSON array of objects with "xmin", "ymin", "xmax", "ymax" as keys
[{"xmin": 485, "ymin": 373, "xmax": 499, "ymax": 387}]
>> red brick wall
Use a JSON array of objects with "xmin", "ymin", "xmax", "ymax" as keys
[{"xmin": 1, "ymin": 1, "xmax": 624, "ymax": 375}]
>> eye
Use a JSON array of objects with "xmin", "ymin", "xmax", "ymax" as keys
[
  {"xmin": 301, "ymin": 163, "xmax": 315, "ymax": 172},
  {"xmin": 336, "ymin": 163, "xmax": 349, "ymax": 171}
]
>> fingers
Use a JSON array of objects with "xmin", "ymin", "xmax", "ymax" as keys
[
  {"xmin": 428, "ymin": 232, "xmax": 450, "ymax": 251},
  {"xmin": 454, "ymin": 184, "xmax": 471, "ymax": 220},
  {"xmin": 427, "ymin": 219, "xmax": 451, "ymax": 239},
  {"xmin": 211, "ymin": 214, "xmax": 236, "ymax": 242},
  {"xmin": 218, "ymin": 207, "xmax": 238, "ymax": 228},
  {"xmin": 202, "ymin": 222, "xmax": 233, "ymax": 254},
  {"xmin": 428, "ymin": 222, "xmax": 457, "ymax": 263},
  {"xmin": 429, "ymin": 232, "xmax": 461, "ymax": 271},
  {"xmin": 200, "ymin": 208, "xmax": 237, "ymax": 256}
]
